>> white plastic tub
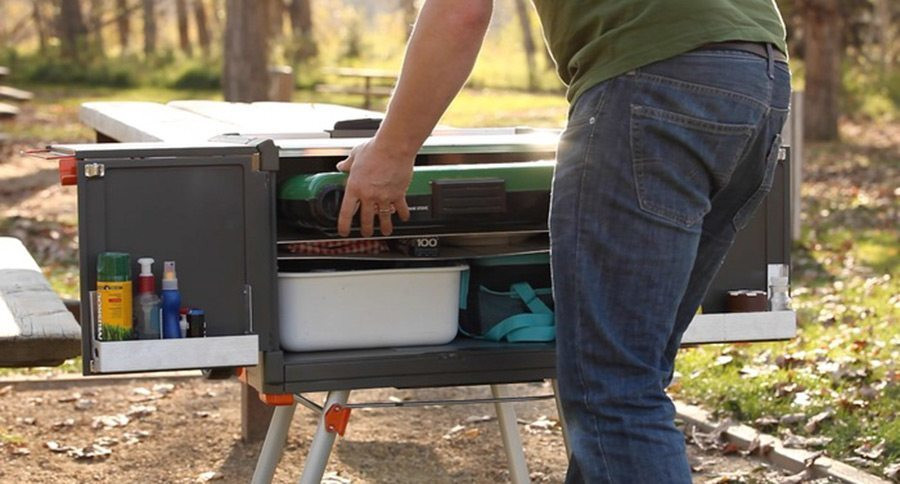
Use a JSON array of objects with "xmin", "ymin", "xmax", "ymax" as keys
[{"xmin": 278, "ymin": 265, "xmax": 467, "ymax": 351}]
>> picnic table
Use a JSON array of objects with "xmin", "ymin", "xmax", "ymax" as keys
[
  {"xmin": 0, "ymin": 238, "xmax": 81, "ymax": 367},
  {"xmin": 0, "ymin": 65, "xmax": 35, "ymax": 144},
  {"xmin": 318, "ymin": 67, "xmax": 397, "ymax": 109}
]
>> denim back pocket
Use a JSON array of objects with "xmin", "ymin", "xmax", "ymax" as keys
[
  {"xmin": 630, "ymin": 105, "xmax": 755, "ymax": 227},
  {"xmin": 732, "ymin": 133, "xmax": 782, "ymax": 231}
]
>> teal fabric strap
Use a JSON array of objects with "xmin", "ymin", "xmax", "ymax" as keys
[
  {"xmin": 476, "ymin": 282, "xmax": 555, "ymax": 342},
  {"xmin": 481, "ymin": 313, "xmax": 555, "ymax": 342},
  {"xmin": 511, "ymin": 282, "xmax": 553, "ymax": 315}
]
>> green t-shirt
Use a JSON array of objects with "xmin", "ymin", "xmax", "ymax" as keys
[{"xmin": 532, "ymin": 1, "xmax": 788, "ymax": 103}]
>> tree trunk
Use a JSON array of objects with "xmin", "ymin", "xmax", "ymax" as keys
[
  {"xmin": 223, "ymin": 0, "xmax": 270, "ymax": 102},
  {"xmin": 59, "ymin": 0, "xmax": 89, "ymax": 60},
  {"xmin": 32, "ymin": 0, "xmax": 48, "ymax": 53},
  {"xmin": 802, "ymin": 0, "xmax": 842, "ymax": 141},
  {"xmin": 194, "ymin": 0, "xmax": 211, "ymax": 56},
  {"xmin": 400, "ymin": 0, "xmax": 416, "ymax": 39},
  {"xmin": 143, "ymin": 0, "xmax": 156, "ymax": 56},
  {"xmin": 288, "ymin": 0, "xmax": 316, "ymax": 61},
  {"xmin": 115, "ymin": 0, "xmax": 131, "ymax": 54},
  {"xmin": 513, "ymin": 0, "xmax": 538, "ymax": 91},
  {"xmin": 176, "ymin": 0, "xmax": 193, "ymax": 56},
  {"xmin": 89, "ymin": 0, "xmax": 104, "ymax": 54},
  {"xmin": 269, "ymin": 0, "xmax": 285, "ymax": 40}
]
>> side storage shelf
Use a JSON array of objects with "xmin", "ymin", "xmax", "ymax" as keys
[
  {"xmin": 55, "ymin": 140, "xmax": 280, "ymax": 375},
  {"xmin": 92, "ymin": 336, "xmax": 258, "ymax": 373}
]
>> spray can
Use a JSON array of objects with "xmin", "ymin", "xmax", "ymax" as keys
[
  {"xmin": 161, "ymin": 261, "xmax": 182, "ymax": 339},
  {"xmin": 135, "ymin": 258, "xmax": 162, "ymax": 339},
  {"xmin": 96, "ymin": 252, "xmax": 133, "ymax": 341}
]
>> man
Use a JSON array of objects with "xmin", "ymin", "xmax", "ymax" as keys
[{"xmin": 336, "ymin": 1, "xmax": 791, "ymax": 482}]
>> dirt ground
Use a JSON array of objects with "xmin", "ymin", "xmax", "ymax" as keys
[{"xmin": 0, "ymin": 374, "xmax": 797, "ymax": 484}]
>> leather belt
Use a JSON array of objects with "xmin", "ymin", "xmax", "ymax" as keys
[{"xmin": 696, "ymin": 41, "xmax": 788, "ymax": 63}]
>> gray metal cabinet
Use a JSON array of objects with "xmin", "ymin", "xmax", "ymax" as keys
[{"xmin": 54, "ymin": 136, "xmax": 794, "ymax": 395}]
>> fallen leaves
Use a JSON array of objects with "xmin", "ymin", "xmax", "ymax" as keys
[
  {"xmin": 15, "ymin": 417, "xmax": 36, "ymax": 426},
  {"xmin": 50, "ymin": 418, "xmax": 75, "ymax": 430},
  {"xmin": 320, "ymin": 471, "xmax": 351, "ymax": 484},
  {"xmin": 74, "ymin": 398, "xmax": 95, "ymax": 411},
  {"xmin": 196, "ymin": 471, "xmax": 224, "ymax": 482},
  {"xmin": 126, "ymin": 405, "xmax": 157, "ymax": 418},
  {"xmin": 91, "ymin": 414, "xmax": 130, "ymax": 429},
  {"xmin": 852, "ymin": 438, "xmax": 885, "ymax": 461},
  {"xmin": 9, "ymin": 446, "xmax": 30, "ymax": 456},
  {"xmin": 122, "ymin": 430, "xmax": 151, "ymax": 445},
  {"xmin": 883, "ymin": 461, "xmax": 899, "ymax": 480},
  {"xmin": 68, "ymin": 444, "xmax": 112, "ymax": 461},
  {"xmin": 780, "ymin": 430, "xmax": 832, "ymax": 449},
  {"xmin": 524, "ymin": 415, "xmax": 560, "ymax": 434},
  {"xmin": 803, "ymin": 409, "xmax": 834, "ymax": 434},
  {"xmin": 442, "ymin": 424, "xmax": 465, "ymax": 440},
  {"xmin": 152, "ymin": 383, "xmax": 175, "ymax": 395}
]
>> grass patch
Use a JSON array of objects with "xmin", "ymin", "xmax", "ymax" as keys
[
  {"xmin": 0, "ymin": 433, "xmax": 25, "ymax": 445},
  {"xmin": 673, "ymin": 121, "xmax": 899, "ymax": 476}
]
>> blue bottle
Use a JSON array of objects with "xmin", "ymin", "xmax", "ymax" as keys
[{"xmin": 161, "ymin": 261, "xmax": 182, "ymax": 338}]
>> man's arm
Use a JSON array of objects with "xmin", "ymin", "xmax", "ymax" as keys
[{"xmin": 337, "ymin": 0, "xmax": 494, "ymax": 237}]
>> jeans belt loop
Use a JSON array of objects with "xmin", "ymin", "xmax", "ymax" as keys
[{"xmin": 766, "ymin": 43, "xmax": 775, "ymax": 79}]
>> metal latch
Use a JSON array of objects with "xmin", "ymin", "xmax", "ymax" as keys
[{"xmin": 84, "ymin": 163, "xmax": 105, "ymax": 178}]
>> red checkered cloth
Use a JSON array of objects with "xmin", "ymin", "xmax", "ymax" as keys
[{"xmin": 286, "ymin": 240, "xmax": 390, "ymax": 255}]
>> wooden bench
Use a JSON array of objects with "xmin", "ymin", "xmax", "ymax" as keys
[
  {"xmin": 0, "ymin": 238, "xmax": 81, "ymax": 367},
  {"xmin": 0, "ymin": 102, "xmax": 19, "ymax": 120},
  {"xmin": 0, "ymin": 85, "xmax": 34, "ymax": 102}
]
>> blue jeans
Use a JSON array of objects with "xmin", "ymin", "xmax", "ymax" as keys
[{"xmin": 550, "ymin": 48, "xmax": 791, "ymax": 483}]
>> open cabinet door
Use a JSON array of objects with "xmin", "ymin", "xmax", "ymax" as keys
[{"xmin": 55, "ymin": 140, "xmax": 279, "ymax": 375}]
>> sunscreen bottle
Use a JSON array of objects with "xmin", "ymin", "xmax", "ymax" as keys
[{"xmin": 97, "ymin": 252, "xmax": 132, "ymax": 341}]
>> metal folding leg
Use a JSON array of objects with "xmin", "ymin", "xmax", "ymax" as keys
[
  {"xmin": 299, "ymin": 390, "xmax": 351, "ymax": 484},
  {"xmin": 550, "ymin": 379, "xmax": 571, "ymax": 457},
  {"xmin": 491, "ymin": 384, "xmax": 531, "ymax": 484},
  {"xmin": 252, "ymin": 403, "xmax": 298, "ymax": 484}
]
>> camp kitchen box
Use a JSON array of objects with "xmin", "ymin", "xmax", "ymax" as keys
[{"xmin": 53, "ymin": 128, "xmax": 794, "ymax": 395}]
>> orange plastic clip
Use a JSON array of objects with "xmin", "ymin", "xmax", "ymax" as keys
[
  {"xmin": 324, "ymin": 404, "xmax": 352, "ymax": 436},
  {"xmin": 236, "ymin": 367, "xmax": 247, "ymax": 383},
  {"xmin": 258, "ymin": 392, "xmax": 295, "ymax": 406},
  {"xmin": 58, "ymin": 157, "xmax": 77, "ymax": 186}
]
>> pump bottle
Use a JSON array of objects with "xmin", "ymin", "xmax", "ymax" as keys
[
  {"xmin": 135, "ymin": 257, "xmax": 162, "ymax": 339},
  {"xmin": 161, "ymin": 261, "xmax": 182, "ymax": 338}
]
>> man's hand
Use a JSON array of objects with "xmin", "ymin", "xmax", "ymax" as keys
[
  {"xmin": 333, "ymin": 0, "xmax": 492, "ymax": 237},
  {"xmin": 336, "ymin": 139, "xmax": 413, "ymax": 237}
]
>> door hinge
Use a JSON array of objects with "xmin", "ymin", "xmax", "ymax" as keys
[
  {"xmin": 778, "ymin": 146, "xmax": 787, "ymax": 162},
  {"xmin": 84, "ymin": 163, "xmax": 105, "ymax": 178}
]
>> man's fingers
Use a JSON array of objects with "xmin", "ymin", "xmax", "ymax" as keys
[
  {"xmin": 377, "ymin": 210, "xmax": 394, "ymax": 237},
  {"xmin": 359, "ymin": 202, "xmax": 376, "ymax": 238},
  {"xmin": 337, "ymin": 192, "xmax": 359, "ymax": 237},
  {"xmin": 396, "ymin": 198, "xmax": 412, "ymax": 222},
  {"xmin": 336, "ymin": 155, "xmax": 353, "ymax": 173}
]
